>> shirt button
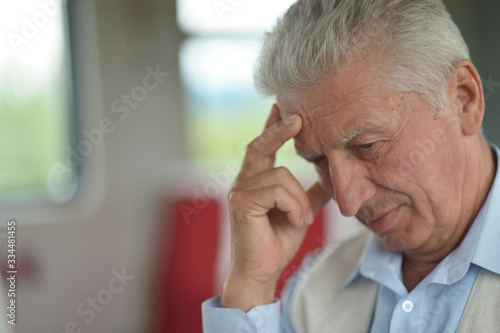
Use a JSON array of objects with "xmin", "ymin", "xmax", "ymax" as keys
[{"xmin": 402, "ymin": 300, "xmax": 414, "ymax": 313}]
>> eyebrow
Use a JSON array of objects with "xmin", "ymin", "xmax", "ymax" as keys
[{"xmin": 296, "ymin": 125, "xmax": 380, "ymax": 160}]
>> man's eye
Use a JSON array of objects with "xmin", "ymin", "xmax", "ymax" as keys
[
  {"xmin": 355, "ymin": 142, "xmax": 383, "ymax": 160},
  {"xmin": 360, "ymin": 143, "xmax": 374, "ymax": 149},
  {"xmin": 313, "ymin": 156, "xmax": 326, "ymax": 164}
]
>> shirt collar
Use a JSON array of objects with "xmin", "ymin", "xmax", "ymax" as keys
[{"xmin": 340, "ymin": 143, "xmax": 500, "ymax": 291}]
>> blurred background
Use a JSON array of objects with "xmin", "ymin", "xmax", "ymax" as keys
[{"xmin": 0, "ymin": 0, "xmax": 498, "ymax": 332}]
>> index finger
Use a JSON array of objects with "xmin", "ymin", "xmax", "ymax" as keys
[{"xmin": 237, "ymin": 105, "xmax": 303, "ymax": 182}]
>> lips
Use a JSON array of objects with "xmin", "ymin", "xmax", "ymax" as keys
[{"xmin": 362, "ymin": 206, "xmax": 401, "ymax": 234}]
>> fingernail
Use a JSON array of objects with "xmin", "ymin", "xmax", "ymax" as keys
[
  {"xmin": 307, "ymin": 211, "xmax": 315, "ymax": 225},
  {"xmin": 283, "ymin": 114, "xmax": 298, "ymax": 125}
]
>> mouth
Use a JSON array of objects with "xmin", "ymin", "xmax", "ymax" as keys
[{"xmin": 362, "ymin": 206, "xmax": 402, "ymax": 234}]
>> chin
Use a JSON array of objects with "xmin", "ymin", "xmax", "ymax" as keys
[{"xmin": 376, "ymin": 229, "xmax": 426, "ymax": 253}]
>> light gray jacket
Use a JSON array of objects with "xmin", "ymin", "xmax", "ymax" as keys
[{"xmin": 290, "ymin": 232, "xmax": 500, "ymax": 332}]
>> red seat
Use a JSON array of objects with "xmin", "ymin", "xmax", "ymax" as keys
[{"xmin": 153, "ymin": 197, "xmax": 327, "ymax": 333}]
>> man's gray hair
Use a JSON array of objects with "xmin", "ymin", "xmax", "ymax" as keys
[{"xmin": 254, "ymin": 0, "xmax": 470, "ymax": 112}]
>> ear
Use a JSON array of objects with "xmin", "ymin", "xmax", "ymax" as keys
[{"xmin": 448, "ymin": 60, "xmax": 485, "ymax": 136}]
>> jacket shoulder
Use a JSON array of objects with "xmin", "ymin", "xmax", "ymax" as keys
[{"xmin": 289, "ymin": 230, "xmax": 376, "ymax": 333}]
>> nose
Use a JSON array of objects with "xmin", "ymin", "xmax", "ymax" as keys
[{"xmin": 327, "ymin": 152, "xmax": 376, "ymax": 216}]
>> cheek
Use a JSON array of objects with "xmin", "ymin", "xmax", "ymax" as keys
[
  {"xmin": 375, "ymin": 146, "xmax": 451, "ymax": 218},
  {"xmin": 375, "ymin": 153, "xmax": 425, "ymax": 199}
]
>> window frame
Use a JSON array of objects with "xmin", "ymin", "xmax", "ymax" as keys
[{"xmin": 0, "ymin": 0, "xmax": 107, "ymax": 224}]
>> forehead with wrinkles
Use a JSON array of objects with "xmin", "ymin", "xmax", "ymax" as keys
[
  {"xmin": 276, "ymin": 52, "xmax": 395, "ymax": 118},
  {"xmin": 276, "ymin": 56, "xmax": 406, "ymax": 157}
]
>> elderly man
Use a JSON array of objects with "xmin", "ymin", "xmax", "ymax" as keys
[{"xmin": 202, "ymin": 0, "xmax": 500, "ymax": 332}]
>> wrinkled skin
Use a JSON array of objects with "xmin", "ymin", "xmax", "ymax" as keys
[{"xmin": 222, "ymin": 54, "xmax": 495, "ymax": 310}]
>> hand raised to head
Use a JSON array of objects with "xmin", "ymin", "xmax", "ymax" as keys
[{"xmin": 222, "ymin": 104, "xmax": 330, "ymax": 312}]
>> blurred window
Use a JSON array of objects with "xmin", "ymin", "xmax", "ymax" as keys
[
  {"xmin": 177, "ymin": 0, "xmax": 312, "ymax": 173},
  {"xmin": 0, "ymin": 1, "xmax": 76, "ymax": 204}
]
